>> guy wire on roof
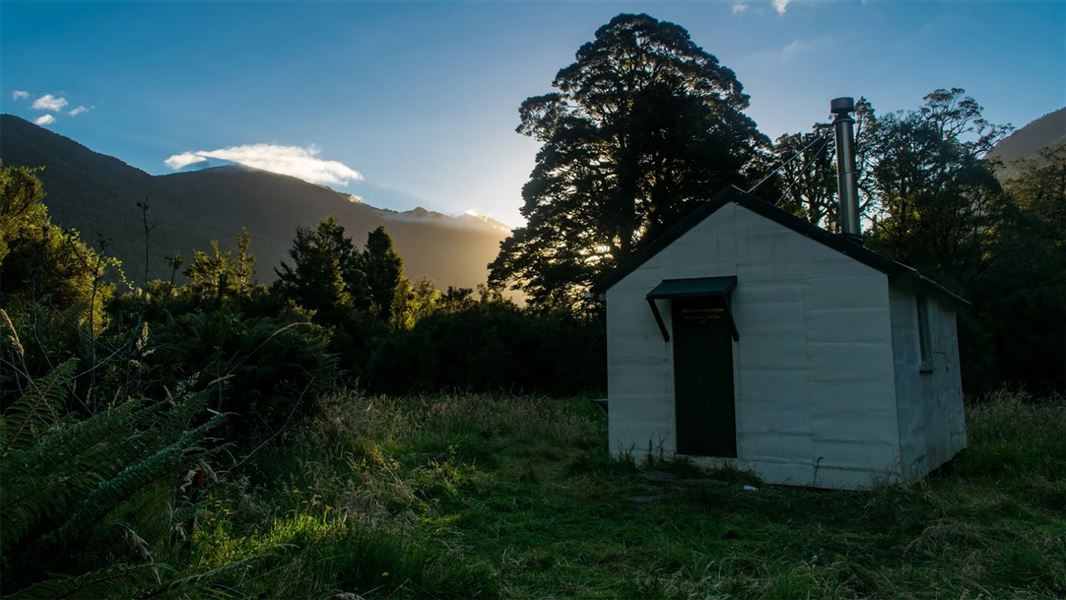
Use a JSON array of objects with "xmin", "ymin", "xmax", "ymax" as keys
[
  {"xmin": 747, "ymin": 129, "xmax": 833, "ymax": 195},
  {"xmin": 773, "ymin": 134, "xmax": 835, "ymax": 208}
]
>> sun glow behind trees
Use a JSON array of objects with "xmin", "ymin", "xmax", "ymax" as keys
[{"xmin": 489, "ymin": 14, "xmax": 768, "ymax": 312}]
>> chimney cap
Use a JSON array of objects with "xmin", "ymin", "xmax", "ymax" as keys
[{"xmin": 831, "ymin": 97, "xmax": 855, "ymax": 115}]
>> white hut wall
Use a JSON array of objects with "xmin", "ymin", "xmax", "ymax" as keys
[{"xmin": 607, "ymin": 203, "xmax": 903, "ymax": 488}]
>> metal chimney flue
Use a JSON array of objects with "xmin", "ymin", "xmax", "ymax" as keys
[{"xmin": 831, "ymin": 97, "xmax": 861, "ymax": 243}]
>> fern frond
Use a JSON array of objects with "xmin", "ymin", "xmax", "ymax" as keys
[
  {"xmin": 1, "ymin": 402, "xmax": 149, "ymax": 550},
  {"xmin": 40, "ymin": 411, "xmax": 227, "ymax": 553},
  {"xmin": 0, "ymin": 469, "xmax": 90, "ymax": 552},
  {"xmin": 6, "ymin": 562, "xmax": 159, "ymax": 600},
  {"xmin": 28, "ymin": 400, "xmax": 145, "ymax": 467},
  {"xmin": 42, "ymin": 440, "xmax": 187, "ymax": 552},
  {"xmin": 1, "ymin": 380, "xmax": 230, "ymax": 597},
  {"xmin": 159, "ymin": 389, "xmax": 210, "ymax": 438},
  {"xmin": 1, "ymin": 358, "xmax": 77, "ymax": 456}
]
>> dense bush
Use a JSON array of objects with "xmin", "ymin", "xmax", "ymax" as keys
[
  {"xmin": 367, "ymin": 301, "xmax": 604, "ymax": 395},
  {"xmin": 146, "ymin": 308, "xmax": 338, "ymax": 442}
]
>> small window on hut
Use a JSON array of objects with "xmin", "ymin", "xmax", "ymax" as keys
[{"xmin": 916, "ymin": 295, "xmax": 933, "ymax": 373}]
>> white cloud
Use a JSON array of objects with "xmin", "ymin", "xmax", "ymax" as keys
[
  {"xmin": 164, "ymin": 152, "xmax": 207, "ymax": 170},
  {"xmin": 68, "ymin": 105, "xmax": 91, "ymax": 116},
  {"xmin": 164, "ymin": 143, "xmax": 363, "ymax": 186},
  {"xmin": 32, "ymin": 93, "xmax": 68, "ymax": 111},
  {"xmin": 11, "ymin": 90, "xmax": 29, "ymax": 101},
  {"xmin": 773, "ymin": 0, "xmax": 792, "ymax": 14},
  {"xmin": 750, "ymin": 37, "xmax": 827, "ymax": 63},
  {"xmin": 731, "ymin": 2, "xmax": 749, "ymax": 13},
  {"xmin": 35, "ymin": 114, "xmax": 56, "ymax": 126},
  {"xmin": 780, "ymin": 38, "xmax": 817, "ymax": 60}
]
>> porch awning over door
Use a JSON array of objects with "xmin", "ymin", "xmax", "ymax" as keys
[{"xmin": 645, "ymin": 276, "xmax": 738, "ymax": 342}]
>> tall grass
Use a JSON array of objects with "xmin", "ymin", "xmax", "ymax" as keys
[
  {"xmin": 962, "ymin": 388, "xmax": 1064, "ymax": 481},
  {"xmin": 202, "ymin": 388, "xmax": 1062, "ymax": 598},
  {"xmin": 14, "ymin": 388, "xmax": 1056, "ymax": 597}
]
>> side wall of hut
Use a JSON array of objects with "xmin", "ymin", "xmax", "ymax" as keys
[
  {"xmin": 606, "ymin": 202, "xmax": 903, "ymax": 489},
  {"xmin": 889, "ymin": 287, "xmax": 968, "ymax": 480}
]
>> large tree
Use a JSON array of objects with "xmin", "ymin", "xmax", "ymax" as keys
[
  {"xmin": 489, "ymin": 13, "xmax": 770, "ymax": 311},
  {"xmin": 862, "ymin": 89, "xmax": 1012, "ymax": 288},
  {"xmin": 772, "ymin": 128, "xmax": 837, "ymax": 228},
  {"xmin": 776, "ymin": 89, "xmax": 1010, "ymax": 288}
]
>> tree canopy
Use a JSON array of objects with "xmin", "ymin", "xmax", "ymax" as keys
[
  {"xmin": 489, "ymin": 13, "xmax": 770, "ymax": 311},
  {"xmin": 273, "ymin": 218, "xmax": 410, "ymax": 328},
  {"xmin": 274, "ymin": 216, "xmax": 363, "ymax": 321},
  {"xmin": 361, "ymin": 225, "xmax": 404, "ymax": 323},
  {"xmin": 862, "ymin": 89, "xmax": 1012, "ymax": 287},
  {"xmin": 774, "ymin": 88, "xmax": 1062, "ymax": 393}
]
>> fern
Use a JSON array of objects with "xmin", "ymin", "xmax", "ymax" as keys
[
  {"xmin": 1, "ymin": 401, "xmax": 147, "ymax": 551},
  {"xmin": 5, "ymin": 563, "xmax": 160, "ymax": 599},
  {"xmin": 0, "ymin": 377, "xmax": 228, "ymax": 596},
  {"xmin": 42, "ymin": 438, "xmax": 186, "ymax": 552},
  {"xmin": 0, "ymin": 358, "xmax": 77, "ymax": 456}
]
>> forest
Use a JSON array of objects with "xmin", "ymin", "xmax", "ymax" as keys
[{"xmin": 1, "ymin": 13, "xmax": 1062, "ymax": 599}]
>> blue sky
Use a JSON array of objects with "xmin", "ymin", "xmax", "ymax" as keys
[{"xmin": 3, "ymin": 1, "xmax": 1063, "ymax": 226}]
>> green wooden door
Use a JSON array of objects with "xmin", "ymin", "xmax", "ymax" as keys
[{"xmin": 672, "ymin": 297, "xmax": 737, "ymax": 457}]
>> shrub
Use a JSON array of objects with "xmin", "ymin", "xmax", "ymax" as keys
[{"xmin": 147, "ymin": 308, "xmax": 338, "ymax": 443}]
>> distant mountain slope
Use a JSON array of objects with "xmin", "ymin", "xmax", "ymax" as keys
[
  {"xmin": 989, "ymin": 107, "xmax": 1066, "ymax": 175},
  {"xmin": 0, "ymin": 114, "xmax": 509, "ymax": 290}
]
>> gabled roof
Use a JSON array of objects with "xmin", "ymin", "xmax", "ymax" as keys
[{"xmin": 592, "ymin": 186, "xmax": 968, "ymax": 305}]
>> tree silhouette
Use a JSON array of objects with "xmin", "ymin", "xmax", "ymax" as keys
[
  {"xmin": 862, "ymin": 89, "xmax": 1011, "ymax": 287},
  {"xmin": 488, "ymin": 13, "xmax": 770, "ymax": 311},
  {"xmin": 981, "ymin": 143, "xmax": 1064, "ymax": 392},
  {"xmin": 773, "ymin": 129, "xmax": 836, "ymax": 228},
  {"xmin": 185, "ymin": 229, "xmax": 256, "ymax": 302},
  {"xmin": 361, "ymin": 225, "xmax": 404, "ymax": 323},
  {"xmin": 274, "ymin": 217, "xmax": 360, "ymax": 320}
]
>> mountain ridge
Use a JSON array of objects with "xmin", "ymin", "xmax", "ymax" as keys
[
  {"xmin": 0, "ymin": 114, "xmax": 509, "ymax": 291},
  {"xmin": 988, "ymin": 106, "xmax": 1065, "ymax": 176}
]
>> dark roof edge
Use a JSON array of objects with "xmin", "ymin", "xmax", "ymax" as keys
[
  {"xmin": 591, "ymin": 186, "xmax": 969, "ymax": 306},
  {"xmin": 592, "ymin": 187, "xmax": 739, "ymax": 293}
]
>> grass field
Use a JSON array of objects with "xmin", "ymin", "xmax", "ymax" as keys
[{"xmin": 195, "ymin": 390, "xmax": 1065, "ymax": 598}]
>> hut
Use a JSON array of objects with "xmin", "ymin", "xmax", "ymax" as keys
[{"xmin": 591, "ymin": 99, "xmax": 967, "ymax": 489}]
